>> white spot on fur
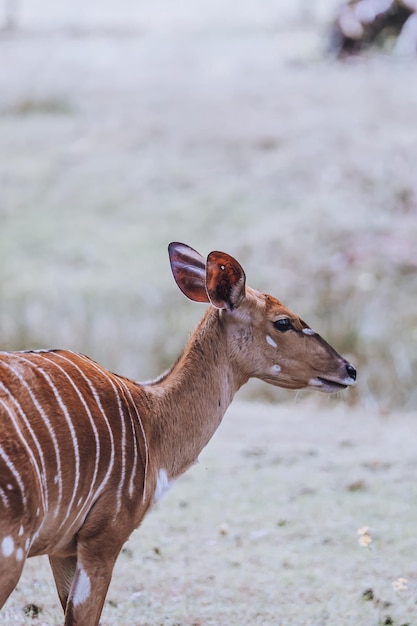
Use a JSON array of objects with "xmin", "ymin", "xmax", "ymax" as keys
[
  {"xmin": 154, "ymin": 468, "xmax": 173, "ymax": 503},
  {"xmin": 309, "ymin": 377, "xmax": 323, "ymax": 387},
  {"xmin": 18, "ymin": 526, "xmax": 24, "ymax": 537},
  {"xmin": 16, "ymin": 548, "xmax": 23, "ymax": 561},
  {"xmin": 25, "ymin": 538, "xmax": 30, "ymax": 551},
  {"xmin": 271, "ymin": 364, "xmax": 281, "ymax": 374},
  {"xmin": 2, "ymin": 536, "xmax": 14, "ymax": 557},
  {"xmin": 73, "ymin": 568, "xmax": 91, "ymax": 607},
  {"xmin": 266, "ymin": 335, "xmax": 278, "ymax": 349},
  {"xmin": 303, "ymin": 328, "xmax": 316, "ymax": 336}
]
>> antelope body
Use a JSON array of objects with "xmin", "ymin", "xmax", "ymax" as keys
[{"xmin": 0, "ymin": 243, "xmax": 356, "ymax": 625}]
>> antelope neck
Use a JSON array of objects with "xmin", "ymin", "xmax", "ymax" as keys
[{"xmin": 145, "ymin": 308, "xmax": 241, "ymax": 479}]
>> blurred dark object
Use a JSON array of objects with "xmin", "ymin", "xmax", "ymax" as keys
[
  {"xmin": 2, "ymin": 0, "xmax": 19, "ymax": 31},
  {"xmin": 23, "ymin": 603, "xmax": 43, "ymax": 618},
  {"xmin": 328, "ymin": 0, "xmax": 417, "ymax": 57}
]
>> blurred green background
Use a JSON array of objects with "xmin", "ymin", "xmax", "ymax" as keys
[{"xmin": 1, "ymin": 0, "xmax": 416, "ymax": 410}]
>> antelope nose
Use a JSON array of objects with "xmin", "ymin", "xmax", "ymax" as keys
[{"xmin": 346, "ymin": 363, "xmax": 357, "ymax": 381}]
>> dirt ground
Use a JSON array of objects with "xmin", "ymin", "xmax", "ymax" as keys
[
  {"xmin": 2, "ymin": 401, "xmax": 417, "ymax": 626},
  {"xmin": 1, "ymin": 0, "xmax": 417, "ymax": 624}
]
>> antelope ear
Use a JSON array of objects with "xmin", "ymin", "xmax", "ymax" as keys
[
  {"xmin": 168, "ymin": 242, "xmax": 210, "ymax": 303},
  {"xmin": 206, "ymin": 251, "xmax": 246, "ymax": 310}
]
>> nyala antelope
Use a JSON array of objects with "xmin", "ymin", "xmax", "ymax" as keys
[{"xmin": 0, "ymin": 243, "xmax": 356, "ymax": 625}]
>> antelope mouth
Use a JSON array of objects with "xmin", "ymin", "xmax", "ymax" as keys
[{"xmin": 309, "ymin": 376, "xmax": 352, "ymax": 393}]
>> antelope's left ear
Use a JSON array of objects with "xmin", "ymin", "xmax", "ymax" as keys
[
  {"xmin": 206, "ymin": 251, "xmax": 246, "ymax": 310},
  {"xmin": 168, "ymin": 242, "xmax": 209, "ymax": 303}
]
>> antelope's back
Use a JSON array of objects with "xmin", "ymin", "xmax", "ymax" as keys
[{"xmin": 0, "ymin": 350, "xmax": 146, "ymax": 555}]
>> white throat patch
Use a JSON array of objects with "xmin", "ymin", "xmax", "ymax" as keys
[{"xmin": 154, "ymin": 468, "xmax": 173, "ymax": 503}]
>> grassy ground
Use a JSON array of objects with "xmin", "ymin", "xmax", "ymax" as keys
[{"xmin": 1, "ymin": 1, "xmax": 417, "ymax": 624}]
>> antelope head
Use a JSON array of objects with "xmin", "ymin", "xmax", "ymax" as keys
[{"xmin": 169, "ymin": 242, "xmax": 356, "ymax": 393}]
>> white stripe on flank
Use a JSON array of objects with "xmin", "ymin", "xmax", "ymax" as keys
[
  {"xmin": 77, "ymin": 353, "xmax": 149, "ymax": 507},
  {"xmin": 0, "ymin": 446, "xmax": 27, "ymax": 506},
  {"xmin": 91, "ymin": 369, "xmax": 126, "ymax": 515},
  {"xmin": 114, "ymin": 381, "xmax": 127, "ymax": 514},
  {"xmin": 67, "ymin": 355, "xmax": 124, "ymax": 513},
  {"xmin": 31, "ymin": 366, "xmax": 81, "ymax": 527},
  {"xmin": 60, "ymin": 353, "xmax": 116, "ymax": 505},
  {"xmin": 1, "ymin": 359, "xmax": 63, "ymax": 515},
  {"xmin": 116, "ymin": 380, "xmax": 138, "ymax": 500},
  {"xmin": 76, "ymin": 354, "xmax": 149, "ymax": 511},
  {"xmin": 118, "ymin": 380, "xmax": 149, "ymax": 503},
  {"xmin": 0, "ymin": 395, "xmax": 45, "ymax": 512},
  {"xmin": 40, "ymin": 353, "xmax": 101, "ymax": 525}
]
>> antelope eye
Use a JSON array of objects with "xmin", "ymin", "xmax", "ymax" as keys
[{"xmin": 273, "ymin": 318, "xmax": 292, "ymax": 332}]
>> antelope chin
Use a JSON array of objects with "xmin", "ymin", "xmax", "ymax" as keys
[{"xmin": 309, "ymin": 376, "xmax": 353, "ymax": 393}]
